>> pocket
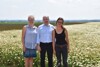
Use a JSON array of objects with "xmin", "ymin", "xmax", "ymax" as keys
[
  {"xmin": 62, "ymin": 45, "xmax": 67, "ymax": 48},
  {"xmin": 30, "ymin": 49, "xmax": 37, "ymax": 57},
  {"xmin": 24, "ymin": 50, "xmax": 30, "ymax": 57},
  {"xmin": 55, "ymin": 45, "xmax": 60, "ymax": 52}
]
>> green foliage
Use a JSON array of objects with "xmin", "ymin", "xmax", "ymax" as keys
[
  {"xmin": 0, "ymin": 22, "xmax": 42, "ymax": 31},
  {"xmin": 0, "ymin": 22, "xmax": 100, "ymax": 67},
  {"xmin": 0, "ymin": 22, "xmax": 84, "ymax": 31}
]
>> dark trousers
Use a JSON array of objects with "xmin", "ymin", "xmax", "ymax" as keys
[
  {"xmin": 40, "ymin": 42, "xmax": 53, "ymax": 67},
  {"xmin": 55, "ymin": 45, "xmax": 68, "ymax": 67}
]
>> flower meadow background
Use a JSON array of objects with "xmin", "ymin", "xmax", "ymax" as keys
[{"xmin": 0, "ymin": 22, "xmax": 100, "ymax": 67}]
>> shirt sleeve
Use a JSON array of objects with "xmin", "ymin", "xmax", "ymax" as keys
[
  {"xmin": 52, "ymin": 25, "xmax": 55, "ymax": 30},
  {"xmin": 36, "ymin": 27, "xmax": 40, "ymax": 44}
]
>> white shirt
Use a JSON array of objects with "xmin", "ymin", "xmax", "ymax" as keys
[{"xmin": 37, "ymin": 24, "xmax": 54, "ymax": 44}]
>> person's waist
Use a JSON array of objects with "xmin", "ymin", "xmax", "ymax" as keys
[
  {"xmin": 40, "ymin": 40, "xmax": 52, "ymax": 43},
  {"xmin": 40, "ymin": 42, "xmax": 52, "ymax": 44},
  {"xmin": 40, "ymin": 39, "xmax": 52, "ymax": 41},
  {"xmin": 55, "ymin": 44, "xmax": 66, "ymax": 48},
  {"xmin": 25, "ymin": 42, "xmax": 36, "ymax": 44},
  {"xmin": 25, "ymin": 45, "xmax": 36, "ymax": 49},
  {"xmin": 56, "ymin": 40, "xmax": 66, "ymax": 42},
  {"xmin": 56, "ymin": 42, "xmax": 67, "ymax": 44}
]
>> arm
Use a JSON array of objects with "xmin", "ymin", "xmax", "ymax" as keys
[
  {"xmin": 52, "ymin": 30, "xmax": 55, "ymax": 54},
  {"xmin": 36, "ymin": 27, "xmax": 40, "ymax": 45},
  {"xmin": 65, "ymin": 29, "xmax": 70, "ymax": 53},
  {"xmin": 36, "ymin": 27, "xmax": 41, "ymax": 52},
  {"xmin": 22, "ymin": 26, "xmax": 26, "ymax": 52}
]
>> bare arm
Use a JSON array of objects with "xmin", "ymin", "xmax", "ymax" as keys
[
  {"xmin": 22, "ymin": 26, "xmax": 26, "ymax": 52},
  {"xmin": 36, "ymin": 27, "xmax": 41, "ymax": 52},
  {"xmin": 65, "ymin": 29, "xmax": 70, "ymax": 52}
]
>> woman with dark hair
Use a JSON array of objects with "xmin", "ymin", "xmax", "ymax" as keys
[{"xmin": 52, "ymin": 17, "xmax": 70, "ymax": 67}]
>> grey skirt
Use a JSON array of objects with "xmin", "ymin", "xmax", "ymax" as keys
[{"xmin": 23, "ymin": 48, "xmax": 37, "ymax": 58}]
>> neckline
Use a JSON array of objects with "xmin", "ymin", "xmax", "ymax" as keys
[
  {"xmin": 28, "ymin": 25, "xmax": 36, "ymax": 28},
  {"xmin": 55, "ymin": 29, "xmax": 64, "ymax": 34},
  {"xmin": 43, "ymin": 24, "xmax": 50, "ymax": 27}
]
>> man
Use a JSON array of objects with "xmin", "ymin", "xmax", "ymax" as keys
[{"xmin": 37, "ymin": 16, "xmax": 54, "ymax": 67}]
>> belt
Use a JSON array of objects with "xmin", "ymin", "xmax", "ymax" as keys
[
  {"xmin": 56, "ymin": 45, "xmax": 66, "ymax": 48},
  {"xmin": 40, "ymin": 42, "xmax": 52, "ymax": 44}
]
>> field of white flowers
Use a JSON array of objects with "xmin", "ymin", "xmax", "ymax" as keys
[{"xmin": 0, "ymin": 22, "xmax": 100, "ymax": 67}]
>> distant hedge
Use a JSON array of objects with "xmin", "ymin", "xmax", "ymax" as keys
[{"xmin": 0, "ymin": 22, "xmax": 84, "ymax": 31}]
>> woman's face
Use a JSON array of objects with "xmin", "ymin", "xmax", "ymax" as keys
[
  {"xmin": 56, "ymin": 20, "xmax": 63, "ymax": 27},
  {"xmin": 28, "ymin": 17, "xmax": 34, "ymax": 24}
]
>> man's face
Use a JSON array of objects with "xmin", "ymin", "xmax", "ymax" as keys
[{"xmin": 43, "ymin": 16, "xmax": 49, "ymax": 24}]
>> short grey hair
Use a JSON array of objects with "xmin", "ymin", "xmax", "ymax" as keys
[{"xmin": 43, "ymin": 16, "xmax": 49, "ymax": 20}]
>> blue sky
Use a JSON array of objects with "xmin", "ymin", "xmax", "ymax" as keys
[{"xmin": 0, "ymin": 0, "xmax": 100, "ymax": 20}]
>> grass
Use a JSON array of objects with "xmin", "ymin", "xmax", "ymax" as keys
[
  {"xmin": 66, "ymin": 23, "xmax": 100, "ymax": 67},
  {"xmin": 0, "ymin": 22, "xmax": 100, "ymax": 67}
]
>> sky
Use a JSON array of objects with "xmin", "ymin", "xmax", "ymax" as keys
[{"xmin": 0, "ymin": 0, "xmax": 100, "ymax": 20}]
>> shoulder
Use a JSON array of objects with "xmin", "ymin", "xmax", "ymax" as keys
[
  {"xmin": 64, "ymin": 28, "xmax": 68, "ymax": 34},
  {"xmin": 37, "ymin": 24, "xmax": 44, "ymax": 31},
  {"xmin": 49, "ymin": 24, "xmax": 54, "ymax": 27},
  {"xmin": 33, "ymin": 26, "xmax": 37, "ymax": 29},
  {"xmin": 52, "ymin": 26, "xmax": 56, "ymax": 32},
  {"xmin": 22, "ymin": 25, "xmax": 27, "ymax": 32},
  {"xmin": 49, "ymin": 24, "xmax": 55, "ymax": 29},
  {"xmin": 23, "ymin": 25, "xmax": 28, "ymax": 29},
  {"xmin": 38, "ymin": 24, "xmax": 44, "ymax": 28}
]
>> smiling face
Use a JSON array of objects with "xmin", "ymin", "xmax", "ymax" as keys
[
  {"xmin": 56, "ymin": 19, "xmax": 63, "ymax": 27},
  {"xmin": 28, "ymin": 15, "xmax": 34, "ymax": 24},
  {"xmin": 43, "ymin": 16, "xmax": 49, "ymax": 25},
  {"xmin": 56, "ymin": 17, "xmax": 64, "ymax": 27}
]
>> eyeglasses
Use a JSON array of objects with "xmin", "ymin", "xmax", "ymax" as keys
[
  {"xmin": 58, "ymin": 22, "xmax": 63, "ymax": 24},
  {"xmin": 43, "ymin": 18, "xmax": 49, "ymax": 20},
  {"xmin": 28, "ymin": 19, "xmax": 34, "ymax": 21}
]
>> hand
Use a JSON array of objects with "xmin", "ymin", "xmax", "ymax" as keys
[
  {"xmin": 53, "ymin": 49, "xmax": 56, "ymax": 55},
  {"xmin": 67, "ymin": 47, "xmax": 70, "ymax": 53},
  {"xmin": 37, "ymin": 45, "xmax": 41, "ymax": 52},
  {"xmin": 23, "ymin": 47, "xmax": 26, "ymax": 52}
]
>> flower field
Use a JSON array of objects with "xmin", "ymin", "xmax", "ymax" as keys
[{"xmin": 0, "ymin": 22, "xmax": 100, "ymax": 67}]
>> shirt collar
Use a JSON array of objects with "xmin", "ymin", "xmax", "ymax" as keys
[{"xmin": 43, "ymin": 23, "xmax": 50, "ymax": 27}]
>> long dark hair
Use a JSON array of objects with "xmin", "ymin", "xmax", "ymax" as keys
[{"xmin": 56, "ymin": 17, "xmax": 65, "ymax": 29}]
